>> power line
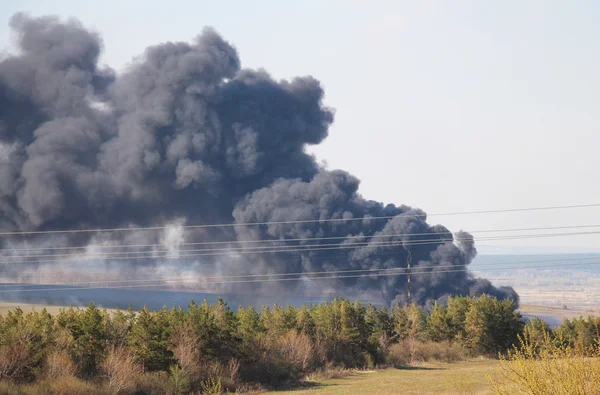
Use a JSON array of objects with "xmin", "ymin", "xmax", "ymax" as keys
[
  {"xmin": 2, "ymin": 203, "xmax": 600, "ymax": 236},
  {"xmin": 2, "ymin": 259, "xmax": 600, "ymax": 294},
  {"xmin": 2, "ymin": 254, "xmax": 599, "ymax": 288},
  {"xmin": 0, "ymin": 239, "xmax": 441, "ymax": 263},
  {"xmin": 1, "ymin": 230, "xmax": 600, "ymax": 264},
  {"xmin": 4, "ymin": 223, "xmax": 600, "ymax": 253}
]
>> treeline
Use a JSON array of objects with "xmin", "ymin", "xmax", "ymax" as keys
[
  {"xmin": 523, "ymin": 315, "xmax": 600, "ymax": 352},
  {"xmin": 0, "ymin": 294, "xmax": 578, "ymax": 394}
]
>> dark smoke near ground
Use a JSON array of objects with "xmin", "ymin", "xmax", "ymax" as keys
[{"xmin": 0, "ymin": 13, "xmax": 518, "ymax": 307}]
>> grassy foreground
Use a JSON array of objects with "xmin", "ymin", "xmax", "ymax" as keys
[{"xmin": 265, "ymin": 360, "xmax": 499, "ymax": 395}]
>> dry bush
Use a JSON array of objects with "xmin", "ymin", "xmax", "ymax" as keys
[
  {"xmin": 170, "ymin": 321, "xmax": 201, "ymax": 380},
  {"xmin": 412, "ymin": 340, "xmax": 465, "ymax": 363},
  {"xmin": 45, "ymin": 350, "xmax": 77, "ymax": 380},
  {"xmin": 276, "ymin": 331, "xmax": 315, "ymax": 373},
  {"xmin": 247, "ymin": 333, "xmax": 302, "ymax": 384},
  {"xmin": 103, "ymin": 347, "xmax": 142, "ymax": 394},
  {"xmin": 250, "ymin": 330, "xmax": 317, "ymax": 384},
  {"xmin": 0, "ymin": 343, "xmax": 33, "ymax": 382},
  {"xmin": 305, "ymin": 362, "xmax": 352, "ymax": 381},
  {"xmin": 135, "ymin": 371, "xmax": 170, "ymax": 395},
  {"xmin": 0, "ymin": 380, "xmax": 25, "ymax": 395},
  {"xmin": 387, "ymin": 340, "xmax": 465, "ymax": 366},
  {"xmin": 50, "ymin": 376, "xmax": 100, "ymax": 395},
  {"xmin": 198, "ymin": 358, "xmax": 240, "ymax": 392},
  {"xmin": 386, "ymin": 342, "xmax": 410, "ymax": 367},
  {"xmin": 488, "ymin": 334, "xmax": 600, "ymax": 395}
]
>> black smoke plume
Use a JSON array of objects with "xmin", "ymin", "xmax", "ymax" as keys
[{"xmin": 0, "ymin": 13, "xmax": 517, "ymax": 307}]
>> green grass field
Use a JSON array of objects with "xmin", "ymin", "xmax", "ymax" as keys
[{"xmin": 265, "ymin": 360, "xmax": 499, "ymax": 395}]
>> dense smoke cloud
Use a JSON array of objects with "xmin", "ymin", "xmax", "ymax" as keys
[{"xmin": 0, "ymin": 13, "xmax": 517, "ymax": 306}]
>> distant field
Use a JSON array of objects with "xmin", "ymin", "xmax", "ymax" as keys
[
  {"xmin": 471, "ymin": 253, "xmax": 600, "ymax": 312},
  {"xmin": 0, "ymin": 302, "xmax": 119, "ymax": 316},
  {"xmin": 0, "ymin": 302, "xmax": 68, "ymax": 316},
  {"xmin": 265, "ymin": 360, "xmax": 498, "ymax": 395},
  {"xmin": 518, "ymin": 303, "xmax": 599, "ymax": 326}
]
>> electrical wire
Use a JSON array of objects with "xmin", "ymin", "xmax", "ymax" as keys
[
  {"xmin": 2, "ymin": 203, "xmax": 600, "ymax": 236},
  {"xmin": 2, "ymin": 259, "xmax": 599, "ymax": 293},
  {"xmin": 3, "ymin": 223, "xmax": 600, "ymax": 253},
  {"xmin": 1, "ymin": 230, "xmax": 600, "ymax": 264},
  {"xmin": 1, "ymin": 254, "xmax": 598, "ymax": 288}
]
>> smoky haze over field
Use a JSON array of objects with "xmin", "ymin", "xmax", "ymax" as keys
[{"xmin": 0, "ymin": 13, "xmax": 517, "ymax": 306}]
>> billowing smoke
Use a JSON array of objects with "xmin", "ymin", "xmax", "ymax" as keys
[{"xmin": 0, "ymin": 13, "xmax": 517, "ymax": 306}]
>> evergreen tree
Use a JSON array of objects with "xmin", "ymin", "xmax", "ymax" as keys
[
  {"xmin": 209, "ymin": 297, "xmax": 240, "ymax": 361},
  {"xmin": 426, "ymin": 303, "xmax": 453, "ymax": 342},
  {"xmin": 447, "ymin": 296, "xmax": 471, "ymax": 340},
  {"xmin": 69, "ymin": 303, "xmax": 107, "ymax": 376},
  {"xmin": 392, "ymin": 305, "xmax": 410, "ymax": 341},
  {"xmin": 128, "ymin": 306, "xmax": 174, "ymax": 371},
  {"xmin": 296, "ymin": 304, "xmax": 315, "ymax": 336},
  {"xmin": 406, "ymin": 303, "xmax": 426, "ymax": 341},
  {"xmin": 464, "ymin": 295, "xmax": 523, "ymax": 355},
  {"xmin": 237, "ymin": 305, "xmax": 263, "ymax": 341}
]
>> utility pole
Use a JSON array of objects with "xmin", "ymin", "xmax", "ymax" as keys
[{"xmin": 406, "ymin": 249, "xmax": 412, "ymax": 303}]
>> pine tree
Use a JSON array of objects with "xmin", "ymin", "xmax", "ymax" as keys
[
  {"xmin": 426, "ymin": 302, "xmax": 453, "ymax": 342},
  {"xmin": 392, "ymin": 305, "xmax": 410, "ymax": 341},
  {"xmin": 237, "ymin": 305, "xmax": 263, "ymax": 341},
  {"xmin": 296, "ymin": 304, "xmax": 315, "ymax": 337},
  {"xmin": 406, "ymin": 303, "xmax": 426, "ymax": 341},
  {"xmin": 70, "ymin": 303, "xmax": 107, "ymax": 376},
  {"xmin": 209, "ymin": 297, "xmax": 240, "ymax": 361},
  {"xmin": 447, "ymin": 296, "xmax": 471, "ymax": 341},
  {"xmin": 128, "ymin": 306, "xmax": 174, "ymax": 371}
]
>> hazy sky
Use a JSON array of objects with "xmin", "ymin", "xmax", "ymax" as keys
[{"xmin": 1, "ymin": 1, "xmax": 599, "ymax": 253}]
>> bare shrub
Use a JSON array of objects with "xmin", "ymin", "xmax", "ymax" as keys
[
  {"xmin": 0, "ymin": 380, "xmax": 25, "ymax": 395},
  {"xmin": 170, "ymin": 322, "xmax": 200, "ymax": 381},
  {"xmin": 378, "ymin": 332, "xmax": 391, "ymax": 356},
  {"xmin": 103, "ymin": 347, "xmax": 142, "ymax": 394},
  {"xmin": 387, "ymin": 340, "xmax": 465, "ymax": 366},
  {"xmin": 277, "ymin": 331, "xmax": 315, "ymax": 373},
  {"xmin": 415, "ymin": 341, "xmax": 465, "ymax": 363},
  {"xmin": 45, "ymin": 350, "xmax": 77, "ymax": 379},
  {"xmin": 197, "ymin": 359, "xmax": 240, "ymax": 392},
  {"xmin": 305, "ymin": 362, "xmax": 352, "ymax": 381},
  {"xmin": 227, "ymin": 358, "xmax": 240, "ymax": 383},
  {"xmin": 386, "ymin": 342, "xmax": 410, "ymax": 368},
  {"xmin": 135, "ymin": 371, "xmax": 169, "ymax": 395},
  {"xmin": 0, "ymin": 343, "xmax": 33, "ymax": 382},
  {"xmin": 50, "ymin": 376, "xmax": 99, "ymax": 395}
]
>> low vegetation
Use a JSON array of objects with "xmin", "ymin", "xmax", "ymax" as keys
[
  {"xmin": 489, "ymin": 324, "xmax": 600, "ymax": 394},
  {"xmin": 0, "ymin": 294, "xmax": 597, "ymax": 394}
]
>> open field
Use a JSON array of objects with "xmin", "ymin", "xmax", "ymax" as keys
[
  {"xmin": 0, "ymin": 302, "xmax": 119, "ymax": 316},
  {"xmin": 472, "ymin": 254, "xmax": 600, "ymax": 315},
  {"xmin": 265, "ymin": 360, "xmax": 499, "ymax": 395},
  {"xmin": 518, "ymin": 303, "xmax": 600, "ymax": 327},
  {"xmin": 0, "ymin": 302, "xmax": 71, "ymax": 316}
]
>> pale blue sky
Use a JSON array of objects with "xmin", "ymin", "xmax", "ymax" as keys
[{"xmin": 1, "ymin": 1, "xmax": 599, "ymax": 253}]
